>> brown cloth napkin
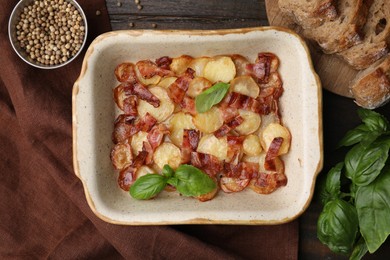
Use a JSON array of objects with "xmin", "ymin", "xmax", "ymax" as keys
[{"xmin": 0, "ymin": 1, "xmax": 298, "ymax": 259}]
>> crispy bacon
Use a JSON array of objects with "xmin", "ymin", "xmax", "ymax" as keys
[
  {"xmin": 226, "ymin": 136, "xmax": 245, "ymax": 164},
  {"xmin": 180, "ymin": 96, "xmax": 197, "ymax": 116},
  {"xmin": 122, "ymin": 95, "xmax": 138, "ymax": 116},
  {"xmin": 265, "ymin": 137, "xmax": 284, "ymax": 171},
  {"xmin": 118, "ymin": 151, "xmax": 148, "ymax": 191},
  {"xmin": 247, "ymin": 53, "xmax": 279, "ymax": 83},
  {"xmin": 190, "ymin": 152, "xmax": 223, "ymax": 177},
  {"xmin": 168, "ymin": 68, "xmax": 195, "ymax": 103},
  {"xmin": 112, "ymin": 120, "xmax": 131, "ymax": 144},
  {"xmin": 147, "ymin": 124, "xmax": 170, "ymax": 150},
  {"xmin": 129, "ymin": 113, "xmax": 158, "ymax": 136},
  {"xmin": 221, "ymin": 91, "xmax": 276, "ymax": 115},
  {"xmin": 123, "ymin": 82, "xmax": 160, "ymax": 108},
  {"xmin": 155, "ymin": 56, "xmax": 172, "ymax": 70},
  {"xmin": 115, "ymin": 63, "xmax": 137, "ymax": 83},
  {"xmin": 136, "ymin": 60, "xmax": 174, "ymax": 79},
  {"xmin": 181, "ymin": 129, "xmax": 200, "ymax": 163},
  {"xmin": 142, "ymin": 141, "xmax": 154, "ymax": 165},
  {"xmin": 250, "ymin": 172, "xmax": 287, "ymax": 194},
  {"xmin": 223, "ymin": 161, "xmax": 259, "ymax": 180},
  {"xmin": 214, "ymin": 115, "xmax": 244, "ymax": 138}
]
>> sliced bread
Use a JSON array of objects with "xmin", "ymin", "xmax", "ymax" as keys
[
  {"xmin": 350, "ymin": 54, "xmax": 390, "ymax": 109},
  {"xmin": 278, "ymin": 0, "xmax": 338, "ymax": 29},
  {"xmin": 303, "ymin": 0, "xmax": 370, "ymax": 54},
  {"xmin": 338, "ymin": 0, "xmax": 390, "ymax": 70}
]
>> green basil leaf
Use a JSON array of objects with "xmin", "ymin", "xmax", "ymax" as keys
[
  {"xmin": 349, "ymin": 237, "xmax": 368, "ymax": 260},
  {"xmin": 358, "ymin": 109, "xmax": 389, "ymax": 132},
  {"xmin": 345, "ymin": 141, "xmax": 389, "ymax": 186},
  {"xmin": 317, "ymin": 199, "xmax": 359, "ymax": 255},
  {"xmin": 162, "ymin": 164, "xmax": 174, "ymax": 178},
  {"xmin": 129, "ymin": 174, "xmax": 167, "ymax": 200},
  {"xmin": 338, "ymin": 125, "xmax": 369, "ymax": 148},
  {"xmin": 173, "ymin": 164, "xmax": 216, "ymax": 197},
  {"xmin": 319, "ymin": 162, "xmax": 343, "ymax": 205},
  {"xmin": 195, "ymin": 82, "xmax": 230, "ymax": 113},
  {"xmin": 355, "ymin": 166, "xmax": 390, "ymax": 253}
]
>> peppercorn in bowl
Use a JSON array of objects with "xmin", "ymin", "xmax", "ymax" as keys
[{"xmin": 8, "ymin": 0, "xmax": 87, "ymax": 69}]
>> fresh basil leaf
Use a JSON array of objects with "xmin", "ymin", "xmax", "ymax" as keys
[
  {"xmin": 319, "ymin": 162, "xmax": 343, "ymax": 205},
  {"xmin": 317, "ymin": 199, "xmax": 359, "ymax": 255},
  {"xmin": 355, "ymin": 166, "xmax": 390, "ymax": 253},
  {"xmin": 358, "ymin": 109, "xmax": 389, "ymax": 132},
  {"xmin": 129, "ymin": 174, "xmax": 167, "ymax": 200},
  {"xmin": 173, "ymin": 164, "xmax": 216, "ymax": 197},
  {"xmin": 195, "ymin": 82, "xmax": 230, "ymax": 113},
  {"xmin": 349, "ymin": 237, "xmax": 368, "ymax": 260},
  {"xmin": 345, "ymin": 141, "xmax": 389, "ymax": 186},
  {"xmin": 162, "ymin": 164, "xmax": 174, "ymax": 178},
  {"xmin": 338, "ymin": 125, "xmax": 369, "ymax": 148}
]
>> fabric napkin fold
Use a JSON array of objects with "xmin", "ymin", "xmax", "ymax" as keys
[{"xmin": 0, "ymin": 0, "xmax": 298, "ymax": 259}]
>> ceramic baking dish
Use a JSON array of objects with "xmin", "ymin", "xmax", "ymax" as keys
[{"xmin": 72, "ymin": 27, "xmax": 323, "ymax": 225}]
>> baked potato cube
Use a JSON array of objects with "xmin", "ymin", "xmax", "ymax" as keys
[
  {"xmin": 135, "ymin": 64, "xmax": 161, "ymax": 86},
  {"xmin": 168, "ymin": 112, "xmax": 196, "ymax": 146},
  {"xmin": 153, "ymin": 142, "xmax": 182, "ymax": 170},
  {"xmin": 231, "ymin": 54, "xmax": 250, "ymax": 76},
  {"xmin": 235, "ymin": 109, "xmax": 261, "ymax": 135},
  {"xmin": 203, "ymin": 56, "xmax": 236, "ymax": 83},
  {"xmin": 188, "ymin": 57, "xmax": 211, "ymax": 77},
  {"xmin": 197, "ymin": 134, "xmax": 227, "ymax": 161},
  {"xmin": 186, "ymin": 77, "xmax": 212, "ymax": 98},
  {"xmin": 135, "ymin": 166, "xmax": 155, "ymax": 179},
  {"xmin": 137, "ymin": 86, "xmax": 174, "ymax": 122},
  {"xmin": 193, "ymin": 106, "xmax": 224, "ymax": 133},
  {"xmin": 260, "ymin": 123, "xmax": 291, "ymax": 155},
  {"xmin": 110, "ymin": 143, "xmax": 133, "ymax": 170},
  {"xmin": 130, "ymin": 131, "xmax": 148, "ymax": 156},
  {"xmin": 242, "ymin": 134, "xmax": 262, "ymax": 156},
  {"xmin": 170, "ymin": 55, "xmax": 193, "ymax": 75},
  {"xmin": 158, "ymin": 76, "xmax": 177, "ymax": 88},
  {"xmin": 231, "ymin": 75, "xmax": 260, "ymax": 98}
]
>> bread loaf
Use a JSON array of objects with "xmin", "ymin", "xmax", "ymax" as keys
[
  {"xmin": 303, "ymin": 0, "xmax": 370, "ymax": 54},
  {"xmin": 338, "ymin": 0, "xmax": 390, "ymax": 69},
  {"xmin": 278, "ymin": 0, "xmax": 337, "ymax": 29},
  {"xmin": 350, "ymin": 54, "xmax": 390, "ymax": 109}
]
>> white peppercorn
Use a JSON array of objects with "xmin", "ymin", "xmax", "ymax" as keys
[{"xmin": 15, "ymin": 0, "xmax": 86, "ymax": 66}]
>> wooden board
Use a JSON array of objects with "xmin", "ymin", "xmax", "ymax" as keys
[{"xmin": 265, "ymin": 0, "xmax": 356, "ymax": 98}]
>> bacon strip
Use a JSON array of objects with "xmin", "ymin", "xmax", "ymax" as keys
[
  {"xmin": 155, "ymin": 56, "xmax": 172, "ymax": 70},
  {"xmin": 118, "ymin": 151, "xmax": 148, "ymax": 191},
  {"xmin": 214, "ymin": 115, "xmax": 244, "ymax": 138},
  {"xmin": 226, "ymin": 136, "xmax": 245, "ymax": 164},
  {"xmin": 223, "ymin": 161, "xmax": 259, "ymax": 179},
  {"xmin": 250, "ymin": 172, "xmax": 287, "ymax": 194},
  {"xmin": 147, "ymin": 124, "xmax": 170, "ymax": 150},
  {"xmin": 122, "ymin": 95, "xmax": 138, "ymax": 117},
  {"xmin": 126, "ymin": 83, "xmax": 160, "ymax": 108},
  {"xmin": 264, "ymin": 137, "xmax": 283, "ymax": 171},
  {"xmin": 136, "ymin": 60, "xmax": 174, "ymax": 79},
  {"xmin": 190, "ymin": 152, "xmax": 223, "ymax": 177},
  {"xmin": 180, "ymin": 96, "xmax": 197, "ymax": 116},
  {"xmin": 114, "ymin": 63, "xmax": 137, "ymax": 84},
  {"xmin": 181, "ymin": 129, "xmax": 200, "ymax": 163},
  {"xmin": 246, "ymin": 53, "xmax": 278, "ymax": 83},
  {"xmin": 168, "ymin": 68, "xmax": 195, "ymax": 103},
  {"xmin": 129, "ymin": 113, "xmax": 158, "ymax": 136}
]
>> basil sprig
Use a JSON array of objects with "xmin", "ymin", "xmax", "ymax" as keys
[
  {"xmin": 317, "ymin": 109, "xmax": 390, "ymax": 259},
  {"xmin": 195, "ymin": 82, "xmax": 230, "ymax": 113},
  {"xmin": 129, "ymin": 164, "xmax": 216, "ymax": 200}
]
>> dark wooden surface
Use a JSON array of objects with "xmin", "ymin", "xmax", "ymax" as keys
[{"xmin": 105, "ymin": 1, "xmax": 390, "ymax": 259}]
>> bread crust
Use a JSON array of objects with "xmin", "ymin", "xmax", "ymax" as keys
[
  {"xmin": 350, "ymin": 55, "xmax": 390, "ymax": 109},
  {"xmin": 338, "ymin": 0, "xmax": 390, "ymax": 69}
]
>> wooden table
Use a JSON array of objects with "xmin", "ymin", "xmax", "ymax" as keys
[{"xmin": 105, "ymin": 1, "xmax": 390, "ymax": 259}]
